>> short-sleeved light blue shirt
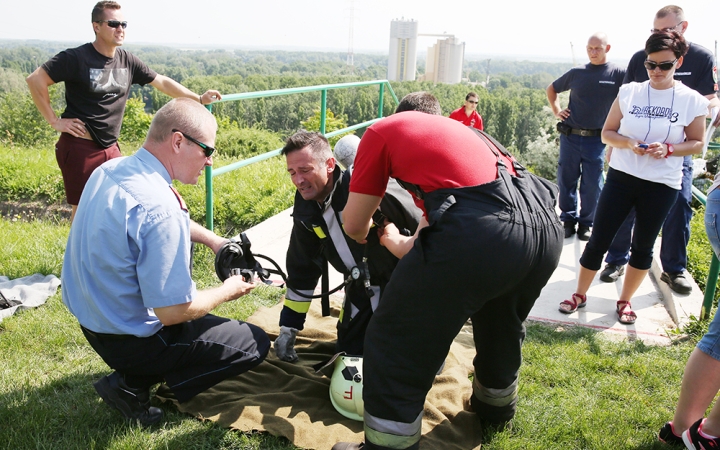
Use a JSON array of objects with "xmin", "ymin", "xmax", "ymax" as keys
[{"xmin": 61, "ymin": 148, "xmax": 196, "ymax": 337}]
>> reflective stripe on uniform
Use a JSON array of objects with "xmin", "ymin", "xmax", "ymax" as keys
[
  {"xmin": 369, "ymin": 285, "xmax": 380, "ymax": 311},
  {"xmin": 364, "ymin": 410, "xmax": 422, "ymax": 449},
  {"xmin": 313, "ymin": 226, "xmax": 327, "ymax": 239},
  {"xmin": 284, "ymin": 289, "xmax": 315, "ymax": 313},
  {"xmin": 338, "ymin": 286, "xmax": 380, "ymax": 323},
  {"xmin": 283, "ymin": 299, "xmax": 312, "ymax": 314},
  {"xmin": 323, "ymin": 207, "xmax": 356, "ymax": 272},
  {"xmin": 472, "ymin": 377, "xmax": 518, "ymax": 407},
  {"xmin": 348, "ymin": 285, "xmax": 380, "ymax": 320}
]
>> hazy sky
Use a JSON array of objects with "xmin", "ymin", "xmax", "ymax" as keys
[{"xmin": 1, "ymin": 0, "xmax": 718, "ymax": 63}]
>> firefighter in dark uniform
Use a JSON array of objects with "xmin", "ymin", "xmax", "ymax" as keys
[
  {"xmin": 336, "ymin": 110, "xmax": 563, "ymax": 450},
  {"xmin": 274, "ymin": 130, "xmax": 421, "ymax": 362}
]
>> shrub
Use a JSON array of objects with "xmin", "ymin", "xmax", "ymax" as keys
[
  {"xmin": 522, "ymin": 128, "xmax": 559, "ymax": 182},
  {"xmin": 175, "ymin": 156, "xmax": 294, "ymax": 236},
  {"xmin": 118, "ymin": 96, "xmax": 152, "ymax": 144},
  {"xmin": 0, "ymin": 90, "xmax": 59, "ymax": 147},
  {"xmin": 214, "ymin": 118, "xmax": 285, "ymax": 159},
  {"xmin": 300, "ymin": 109, "xmax": 351, "ymax": 147}
]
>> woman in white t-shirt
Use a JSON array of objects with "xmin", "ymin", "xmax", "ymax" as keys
[{"xmin": 559, "ymin": 30, "xmax": 708, "ymax": 324}]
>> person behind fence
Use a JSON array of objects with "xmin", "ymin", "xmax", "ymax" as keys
[
  {"xmin": 25, "ymin": 1, "xmax": 222, "ymax": 222},
  {"xmin": 273, "ymin": 93, "xmax": 440, "ymax": 362},
  {"xmin": 559, "ymin": 31, "xmax": 708, "ymax": 326},
  {"xmin": 448, "ymin": 91, "xmax": 484, "ymax": 130},
  {"xmin": 546, "ymin": 32, "xmax": 625, "ymax": 241},
  {"xmin": 61, "ymin": 98, "xmax": 270, "ymax": 426},
  {"xmin": 656, "ymin": 173, "xmax": 720, "ymax": 448},
  {"xmin": 332, "ymin": 104, "xmax": 563, "ymax": 450},
  {"xmin": 598, "ymin": 4, "xmax": 720, "ymax": 290}
]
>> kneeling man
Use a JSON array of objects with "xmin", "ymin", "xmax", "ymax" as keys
[{"xmin": 62, "ymin": 98, "xmax": 270, "ymax": 425}]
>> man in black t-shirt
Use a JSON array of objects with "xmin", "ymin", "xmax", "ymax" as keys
[
  {"xmin": 26, "ymin": 1, "xmax": 222, "ymax": 221},
  {"xmin": 600, "ymin": 5, "xmax": 719, "ymax": 294},
  {"xmin": 546, "ymin": 32, "xmax": 625, "ymax": 241}
]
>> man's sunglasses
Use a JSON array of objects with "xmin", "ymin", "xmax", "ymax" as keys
[
  {"xmin": 172, "ymin": 129, "xmax": 215, "ymax": 157},
  {"xmin": 651, "ymin": 22, "xmax": 683, "ymax": 33},
  {"xmin": 467, "ymin": 100, "xmax": 479, "ymax": 104},
  {"xmin": 644, "ymin": 59, "xmax": 678, "ymax": 71},
  {"xmin": 95, "ymin": 20, "xmax": 128, "ymax": 29}
]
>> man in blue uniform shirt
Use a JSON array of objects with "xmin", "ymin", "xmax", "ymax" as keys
[
  {"xmin": 61, "ymin": 98, "xmax": 269, "ymax": 426},
  {"xmin": 547, "ymin": 32, "xmax": 625, "ymax": 241},
  {"xmin": 600, "ymin": 5, "xmax": 720, "ymax": 291}
]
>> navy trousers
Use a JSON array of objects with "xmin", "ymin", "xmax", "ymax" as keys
[
  {"xmin": 83, "ymin": 314, "xmax": 270, "ymax": 403},
  {"xmin": 557, "ymin": 133, "xmax": 605, "ymax": 227}
]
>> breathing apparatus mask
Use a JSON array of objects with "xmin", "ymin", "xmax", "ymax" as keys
[
  {"xmin": 213, "ymin": 233, "xmax": 365, "ymax": 300},
  {"xmin": 214, "ymin": 233, "xmax": 271, "ymax": 283}
]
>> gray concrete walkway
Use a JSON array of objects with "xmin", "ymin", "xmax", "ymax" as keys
[
  {"xmin": 243, "ymin": 208, "xmax": 705, "ymax": 346},
  {"xmin": 529, "ymin": 234, "xmax": 703, "ymax": 345}
]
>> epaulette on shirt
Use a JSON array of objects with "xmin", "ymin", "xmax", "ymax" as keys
[{"xmin": 169, "ymin": 185, "xmax": 188, "ymax": 212}]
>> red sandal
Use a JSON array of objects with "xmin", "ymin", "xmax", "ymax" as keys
[
  {"xmin": 559, "ymin": 293, "xmax": 587, "ymax": 314},
  {"xmin": 616, "ymin": 300, "xmax": 637, "ymax": 325}
]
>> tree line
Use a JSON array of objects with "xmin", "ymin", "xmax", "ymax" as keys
[{"xmin": 0, "ymin": 41, "xmax": 566, "ymax": 180}]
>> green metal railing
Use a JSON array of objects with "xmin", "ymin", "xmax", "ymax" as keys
[
  {"xmin": 692, "ymin": 141, "xmax": 720, "ymax": 320},
  {"xmin": 201, "ymin": 80, "xmax": 720, "ymax": 320},
  {"xmin": 201, "ymin": 80, "xmax": 398, "ymax": 231}
]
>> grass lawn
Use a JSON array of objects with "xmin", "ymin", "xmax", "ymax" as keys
[
  {"xmin": 0, "ymin": 220, "xmax": 704, "ymax": 450},
  {"xmin": 0, "ymin": 144, "xmax": 714, "ymax": 449}
]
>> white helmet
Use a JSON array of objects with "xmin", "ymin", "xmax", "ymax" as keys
[
  {"xmin": 329, "ymin": 355, "xmax": 364, "ymax": 421},
  {"xmin": 333, "ymin": 134, "xmax": 360, "ymax": 169}
]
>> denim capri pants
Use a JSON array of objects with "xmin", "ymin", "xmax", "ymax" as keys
[{"xmin": 699, "ymin": 187, "xmax": 720, "ymax": 361}]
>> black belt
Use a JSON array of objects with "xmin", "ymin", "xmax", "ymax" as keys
[{"xmin": 570, "ymin": 128, "xmax": 601, "ymax": 137}]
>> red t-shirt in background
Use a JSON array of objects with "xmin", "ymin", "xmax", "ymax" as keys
[{"xmin": 449, "ymin": 107, "xmax": 484, "ymax": 130}]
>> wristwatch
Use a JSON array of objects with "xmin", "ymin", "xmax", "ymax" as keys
[{"xmin": 665, "ymin": 144, "xmax": 674, "ymax": 158}]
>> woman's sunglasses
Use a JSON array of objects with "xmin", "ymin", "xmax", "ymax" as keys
[{"xmin": 643, "ymin": 59, "xmax": 678, "ymax": 71}]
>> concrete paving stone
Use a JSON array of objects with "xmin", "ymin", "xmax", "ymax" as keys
[{"xmin": 242, "ymin": 208, "xmax": 706, "ymax": 346}]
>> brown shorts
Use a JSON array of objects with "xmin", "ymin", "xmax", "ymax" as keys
[{"xmin": 55, "ymin": 133, "xmax": 121, "ymax": 205}]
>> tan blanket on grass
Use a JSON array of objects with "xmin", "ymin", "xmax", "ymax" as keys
[{"xmin": 156, "ymin": 297, "xmax": 483, "ymax": 450}]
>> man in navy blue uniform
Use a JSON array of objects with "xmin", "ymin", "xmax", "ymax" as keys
[
  {"xmin": 547, "ymin": 32, "xmax": 625, "ymax": 241},
  {"xmin": 599, "ymin": 5, "xmax": 719, "ymax": 291}
]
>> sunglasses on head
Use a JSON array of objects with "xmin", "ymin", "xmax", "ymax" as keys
[
  {"xmin": 172, "ymin": 129, "xmax": 215, "ymax": 157},
  {"xmin": 644, "ymin": 59, "xmax": 678, "ymax": 71},
  {"xmin": 96, "ymin": 20, "xmax": 127, "ymax": 29}
]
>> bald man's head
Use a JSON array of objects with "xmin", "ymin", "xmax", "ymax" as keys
[{"xmin": 586, "ymin": 32, "xmax": 611, "ymax": 65}]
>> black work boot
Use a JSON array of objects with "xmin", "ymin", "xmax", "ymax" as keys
[
  {"xmin": 333, "ymin": 442, "xmax": 419, "ymax": 450},
  {"xmin": 563, "ymin": 222, "xmax": 576, "ymax": 239},
  {"xmin": 93, "ymin": 372, "xmax": 163, "ymax": 426},
  {"xmin": 577, "ymin": 224, "xmax": 591, "ymax": 241},
  {"xmin": 660, "ymin": 272, "xmax": 693, "ymax": 295},
  {"xmin": 332, "ymin": 444, "xmax": 364, "ymax": 450},
  {"xmin": 470, "ymin": 393, "xmax": 515, "ymax": 430},
  {"xmin": 599, "ymin": 264, "xmax": 625, "ymax": 282}
]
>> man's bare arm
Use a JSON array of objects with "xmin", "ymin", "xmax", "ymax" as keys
[
  {"xmin": 150, "ymin": 75, "xmax": 222, "ymax": 105},
  {"xmin": 154, "ymin": 276, "xmax": 255, "ymax": 325},
  {"xmin": 26, "ymin": 67, "xmax": 87, "ymax": 137}
]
